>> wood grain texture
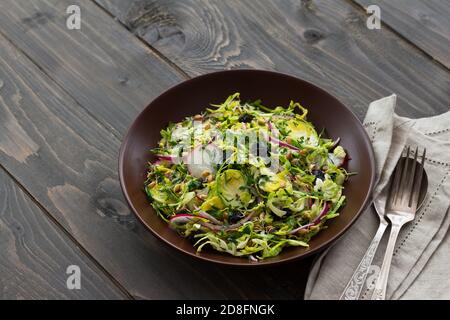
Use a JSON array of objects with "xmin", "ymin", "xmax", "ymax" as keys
[
  {"xmin": 96, "ymin": 0, "xmax": 450, "ymax": 120},
  {"xmin": 354, "ymin": 0, "xmax": 450, "ymax": 69},
  {"xmin": 0, "ymin": 3, "xmax": 311, "ymax": 299},
  {"xmin": 0, "ymin": 168, "xmax": 125, "ymax": 299},
  {"xmin": 2, "ymin": 0, "xmax": 447, "ymax": 300},
  {"xmin": 0, "ymin": 0, "xmax": 184, "ymax": 138}
]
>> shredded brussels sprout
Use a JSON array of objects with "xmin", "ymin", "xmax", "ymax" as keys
[{"xmin": 144, "ymin": 93, "xmax": 352, "ymax": 260}]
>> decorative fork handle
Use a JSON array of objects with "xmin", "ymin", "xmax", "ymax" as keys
[
  {"xmin": 340, "ymin": 220, "xmax": 388, "ymax": 300},
  {"xmin": 371, "ymin": 222, "xmax": 404, "ymax": 300}
]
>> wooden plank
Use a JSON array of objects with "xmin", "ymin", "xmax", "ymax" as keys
[
  {"xmin": 96, "ymin": 0, "xmax": 450, "ymax": 120},
  {"xmin": 0, "ymin": 168, "xmax": 125, "ymax": 299},
  {"xmin": 0, "ymin": 0, "xmax": 184, "ymax": 138},
  {"xmin": 354, "ymin": 0, "xmax": 450, "ymax": 69},
  {"xmin": 2, "ymin": 0, "xmax": 447, "ymax": 299},
  {"xmin": 0, "ymin": 4, "xmax": 310, "ymax": 299}
]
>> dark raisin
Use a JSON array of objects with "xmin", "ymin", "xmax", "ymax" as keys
[
  {"xmin": 229, "ymin": 212, "xmax": 245, "ymax": 224},
  {"xmin": 186, "ymin": 234, "xmax": 197, "ymax": 243},
  {"xmin": 238, "ymin": 113, "xmax": 254, "ymax": 123},
  {"xmin": 311, "ymin": 169, "xmax": 325, "ymax": 181}
]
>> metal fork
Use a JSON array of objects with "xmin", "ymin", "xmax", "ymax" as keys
[
  {"xmin": 339, "ymin": 202, "xmax": 388, "ymax": 300},
  {"xmin": 371, "ymin": 146, "xmax": 426, "ymax": 300}
]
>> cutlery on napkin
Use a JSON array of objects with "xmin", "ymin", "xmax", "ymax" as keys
[{"xmin": 304, "ymin": 95, "xmax": 450, "ymax": 300}]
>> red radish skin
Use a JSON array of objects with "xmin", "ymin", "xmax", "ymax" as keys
[
  {"xmin": 289, "ymin": 202, "xmax": 330, "ymax": 234},
  {"xmin": 330, "ymin": 137, "xmax": 341, "ymax": 150},
  {"xmin": 169, "ymin": 214, "xmax": 198, "ymax": 224},
  {"xmin": 263, "ymin": 132, "xmax": 300, "ymax": 152},
  {"xmin": 169, "ymin": 214, "xmax": 216, "ymax": 231},
  {"xmin": 222, "ymin": 211, "xmax": 257, "ymax": 231},
  {"xmin": 328, "ymin": 153, "xmax": 345, "ymax": 167},
  {"xmin": 155, "ymin": 154, "xmax": 179, "ymax": 164},
  {"xmin": 170, "ymin": 211, "xmax": 257, "ymax": 232},
  {"xmin": 265, "ymin": 123, "xmax": 301, "ymax": 151},
  {"xmin": 194, "ymin": 208, "xmax": 223, "ymax": 225}
]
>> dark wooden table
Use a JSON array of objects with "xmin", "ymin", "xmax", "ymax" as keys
[{"xmin": 0, "ymin": 0, "xmax": 449, "ymax": 299}]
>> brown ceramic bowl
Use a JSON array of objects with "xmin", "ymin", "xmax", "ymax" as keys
[{"xmin": 119, "ymin": 70, "xmax": 375, "ymax": 266}]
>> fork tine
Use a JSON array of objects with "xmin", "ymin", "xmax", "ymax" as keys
[
  {"xmin": 405, "ymin": 147, "xmax": 418, "ymax": 206},
  {"xmin": 397, "ymin": 146, "xmax": 410, "ymax": 204},
  {"xmin": 388, "ymin": 151, "xmax": 406, "ymax": 207},
  {"xmin": 410, "ymin": 148, "xmax": 426, "ymax": 210}
]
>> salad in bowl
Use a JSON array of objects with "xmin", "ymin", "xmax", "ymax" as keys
[{"xmin": 144, "ymin": 93, "xmax": 351, "ymax": 260}]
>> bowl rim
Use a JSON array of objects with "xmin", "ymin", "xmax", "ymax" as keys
[{"xmin": 118, "ymin": 69, "xmax": 376, "ymax": 266}]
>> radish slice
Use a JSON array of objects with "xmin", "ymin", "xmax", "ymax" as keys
[
  {"xmin": 330, "ymin": 137, "xmax": 341, "ymax": 150},
  {"xmin": 197, "ymin": 211, "xmax": 222, "ymax": 225},
  {"xmin": 289, "ymin": 202, "xmax": 330, "ymax": 234},
  {"xmin": 265, "ymin": 122, "xmax": 301, "ymax": 151},
  {"xmin": 312, "ymin": 202, "xmax": 330, "ymax": 224},
  {"xmin": 263, "ymin": 132, "xmax": 300, "ymax": 151},
  {"xmin": 328, "ymin": 153, "xmax": 345, "ymax": 167},
  {"xmin": 185, "ymin": 144, "xmax": 221, "ymax": 178},
  {"xmin": 169, "ymin": 213, "xmax": 222, "ymax": 232},
  {"xmin": 155, "ymin": 154, "xmax": 179, "ymax": 163},
  {"xmin": 278, "ymin": 139, "xmax": 300, "ymax": 151},
  {"xmin": 268, "ymin": 121, "xmax": 277, "ymax": 134},
  {"xmin": 193, "ymin": 206, "xmax": 223, "ymax": 225},
  {"xmin": 168, "ymin": 210, "xmax": 258, "ymax": 232},
  {"xmin": 171, "ymin": 125, "xmax": 190, "ymax": 142},
  {"xmin": 169, "ymin": 214, "xmax": 197, "ymax": 225}
]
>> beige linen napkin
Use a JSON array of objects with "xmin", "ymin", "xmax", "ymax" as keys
[{"xmin": 304, "ymin": 95, "xmax": 450, "ymax": 300}]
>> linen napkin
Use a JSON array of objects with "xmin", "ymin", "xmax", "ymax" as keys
[{"xmin": 304, "ymin": 95, "xmax": 450, "ymax": 300}]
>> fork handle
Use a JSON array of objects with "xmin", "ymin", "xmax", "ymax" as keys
[
  {"xmin": 340, "ymin": 220, "xmax": 388, "ymax": 300},
  {"xmin": 371, "ymin": 222, "xmax": 403, "ymax": 300}
]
